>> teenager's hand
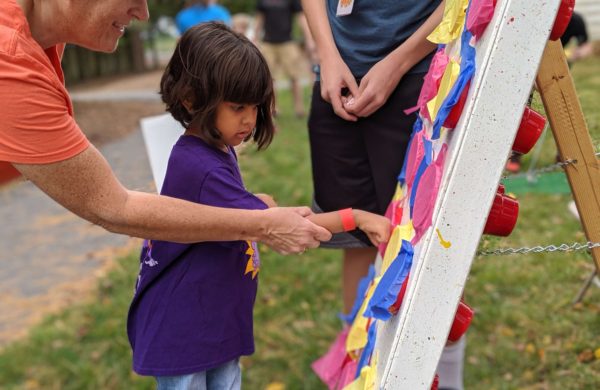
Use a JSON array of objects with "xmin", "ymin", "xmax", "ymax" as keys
[
  {"xmin": 255, "ymin": 193, "xmax": 277, "ymax": 208},
  {"xmin": 353, "ymin": 209, "xmax": 392, "ymax": 246},
  {"xmin": 319, "ymin": 54, "xmax": 360, "ymax": 121},
  {"xmin": 261, "ymin": 207, "xmax": 332, "ymax": 254},
  {"xmin": 344, "ymin": 56, "xmax": 404, "ymax": 118}
]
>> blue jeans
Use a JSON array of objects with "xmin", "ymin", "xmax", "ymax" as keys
[{"xmin": 155, "ymin": 359, "xmax": 241, "ymax": 390}]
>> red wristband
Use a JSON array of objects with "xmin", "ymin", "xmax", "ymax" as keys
[{"xmin": 339, "ymin": 208, "xmax": 356, "ymax": 232}]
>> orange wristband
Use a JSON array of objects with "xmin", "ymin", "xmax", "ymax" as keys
[{"xmin": 339, "ymin": 208, "xmax": 356, "ymax": 231}]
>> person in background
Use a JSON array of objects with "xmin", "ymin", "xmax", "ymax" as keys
[
  {"xmin": 175, "ymin": 0, "xmax": 231, "ymax": 34},
  {"xmin": 128, "ymin": 23, "xmax": 391, "ymax": 389},
  {"xmin": 254, "ymin": 0, "xmax": 314, "ymax": 118},
  {"xmin": 302, "ymin": 0, "xmax": 444, "ymax": 327},
  {"xmin": 302, "ymin": 1, "xmax": 468, "ymax": 389},
  {"xmin": 231, "ymin": 13, "xmax": 254, "ymax": 40},
  {"xmin": 1, "ymin": 0, "xmax": 331, "ymax": 262},
  {"xmin": 561, "ymin": 11, "xmax": 594, "ymax": 63}
]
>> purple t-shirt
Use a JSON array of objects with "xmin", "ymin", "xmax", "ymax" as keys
[{"xmin": 127, "ymin": 135, "xmax": 267, "ymax": 376}]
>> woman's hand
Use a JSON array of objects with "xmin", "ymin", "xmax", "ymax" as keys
[{"xmin": 261, "ymin": 207, "xmax": 332, "ymax": 254}]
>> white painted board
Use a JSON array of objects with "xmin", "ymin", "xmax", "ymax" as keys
[
  {"xmin": 140, "ymin": 114, "xmax": 185, "ymax": 193},
  {"xmin": 575, "ymin": 0, "xmax": 600, "ymax": 41},
  {"xmin": 375, "ymin": 0, "xmax": 561, "ymax": 388}
]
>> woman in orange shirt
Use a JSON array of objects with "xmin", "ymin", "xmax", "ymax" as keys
[{"xmin": 0, "ymin": 0, "xmax": 331, "ymax": 253}]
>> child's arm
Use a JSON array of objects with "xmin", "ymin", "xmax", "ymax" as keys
[
  {"xmin": 307, "ymin": 208, "xmax": 391, "ymax": 246},
  {"xmin": 254, "ymin": 193, "xmax": 277, "ymax": 208}
]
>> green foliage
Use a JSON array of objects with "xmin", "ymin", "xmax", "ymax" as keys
[
  {"xmin": 147, "ymin": 0, "xmax": 185, "ymax": 19},
  {"xmin": 0, "ymin": 56, "xmax": 599, "ymax": 389},
  {"xmin": 221, "ymin": 0, "xmax": 257, "ymax": 15}
]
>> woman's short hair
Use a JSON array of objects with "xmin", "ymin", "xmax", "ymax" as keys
[{"xmin": 161, "ymin": 22, "xmax": 275, "ymax": 149}]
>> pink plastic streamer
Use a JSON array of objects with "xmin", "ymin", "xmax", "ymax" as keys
[
  {"xmin": 412, "ymin": 145, "xmax": 448, "ymax": 245},
  {"xmin": 404, "ymin": 48, "xmax": 449, "ymax": 120},
  {"xmin": 311, "ymin": 327, "xmax": 350, "ymax": 390},
  {"xmin": 466, "ymin": 0, "xmax": 496, "ymax": 40}
]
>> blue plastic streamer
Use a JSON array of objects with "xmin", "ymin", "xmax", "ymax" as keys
[
  {"xmin": 339, "ymin": 265, "xmax": 376, "ymax": 324},
  {"xmin": 398, "ymin": 117, "xmax": 423, "ymax": 186},
  {"xmin": 432, "ymin": 29, "xmax": 476, "ymax": 139},
  {"xmin": 355, "ymin": 320, "xmax": 378, "ymax": 378},
  {"xmin": 364, "ymin": 240, "xmax": 414, "ymax": 321},
  {"xmin": 409, "ymin": 138, "xmax": 433, "ymax": 217}
]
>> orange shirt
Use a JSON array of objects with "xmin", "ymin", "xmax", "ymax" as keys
[{"xmin": 0, "ymin": 0, "xmax": 89, "ymax": 173}]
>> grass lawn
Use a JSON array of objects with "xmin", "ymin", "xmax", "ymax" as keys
[{"xmin": 0, "ymin": 56, "xmax": 598, "ymax": 389}]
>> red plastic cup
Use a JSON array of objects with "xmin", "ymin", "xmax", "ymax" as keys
[
  {"xmin": 483, "ymin": 188, "xmax": 519, "ymax": 237},
  {"xmin": 550, "ymin": 0, "xmax": 575, "ymax": 41},
  {"xmin": 443, "ymin": 80, "xmax": 471, "ymax": 129},
  {"xmin": 512, "ymin": 107, "xmax": 546, "ymax": 154},
  {"xmin": 497, "ymin": 183, "xmax": 506, "ymax": 195},
  {"xmin": 447, "ymin": 300, "xmax": 474, "ymax": 342}
]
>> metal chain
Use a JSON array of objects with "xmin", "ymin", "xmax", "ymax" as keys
[
  {"xmin": 502, "ymin": 148, "xmax": 599, "ymax": 182},
  {"xmin": 483, "ymin": 147, "xmax": 600, "ymax": 257},
  {"xmin": 503, "ymin": 158, "xmax": 577, "ymax": 180},
  {"xmin": 478, "ymin": 241, "xmax": 600, "ymax": 256}
]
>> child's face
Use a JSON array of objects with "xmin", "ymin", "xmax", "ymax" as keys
[{"xmin": 215, "ymin": 102, "xmax": 258, "ymax": 147}]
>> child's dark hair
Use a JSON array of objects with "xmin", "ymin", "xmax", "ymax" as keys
[{"xmin": 161, "ymin": 22, "xmax": 275, "ymax": 149}]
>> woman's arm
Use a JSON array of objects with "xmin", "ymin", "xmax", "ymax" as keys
[{"xmin": 14, "ymin": 145, "xmax": 331, "ymax": 254}]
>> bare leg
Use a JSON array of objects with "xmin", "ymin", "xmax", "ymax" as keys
[
  {"xmin": 290, "ymin": 77, "xmax": 306, "ymax": 118},
  {"xmin": 342, "ymin": 247, "xmax": 377, "ymax": 314}
]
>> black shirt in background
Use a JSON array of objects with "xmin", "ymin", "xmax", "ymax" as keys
[
  {"xmin": 257, "ymin": 0, "xmax": 302, "ymax": 43},
  {"xmin": 561, "ymin": 12, "xmax": 589, "ymax": 46}
]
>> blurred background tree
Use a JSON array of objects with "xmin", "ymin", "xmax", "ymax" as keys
[{"xmin": 221, "ymin": 0, "xmax": 257, "ymax": 14}]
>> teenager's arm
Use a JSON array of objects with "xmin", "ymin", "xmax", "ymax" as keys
[
  {"xmin": 14, "ymin": 145, "xmax": 331, "ymax": 254},
  {"xmin": 301, "ymin": 0, "xmax": 359, "ymax": 121}
]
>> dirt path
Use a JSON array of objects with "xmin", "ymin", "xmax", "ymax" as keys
[{"xmin": 0, "ymin": 70, "xmax": 166, "ymax": 349}]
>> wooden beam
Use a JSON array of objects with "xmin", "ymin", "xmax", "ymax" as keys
[{"xmin": 536, "ymin": 40, "xmax": 600, "ymax": 270}]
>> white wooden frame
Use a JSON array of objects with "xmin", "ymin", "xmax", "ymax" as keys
[
  {"xmin": 375, "ymin": 1, "xmax": 562, "ymax": 388},
  {"xmin": 140, "ymin": 114, "xmax": 185, "ymax": 192}
]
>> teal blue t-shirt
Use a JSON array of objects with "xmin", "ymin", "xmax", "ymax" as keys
[
  {"xmin": 175, "ymin": 4, "xmax": 232, "ymax": 34},
  {"xmin": 327, "ymin": 0, "xmax": 442, "ymax": 77}
]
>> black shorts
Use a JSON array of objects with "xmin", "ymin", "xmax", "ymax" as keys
[{"xmin": 308, "ymin": 73, "xmax": 425, "ymax": 247}]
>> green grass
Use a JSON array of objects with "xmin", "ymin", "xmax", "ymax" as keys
[{"xmin": 0, "ymin": 57, "xmax": 599, "ymax": 389}]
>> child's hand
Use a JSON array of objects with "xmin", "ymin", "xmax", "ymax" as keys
[
  {"xmin": 353, "ymin": 210, "xmax": 392, "ymax": 246},
  {"xmin": 255, "ymin": 193, "xmax": 278, "ymax": 208}
]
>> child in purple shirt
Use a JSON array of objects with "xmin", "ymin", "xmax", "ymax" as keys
[{"xmin": 127, "ymin": 22, "xmax": 391, "ymax": 390}]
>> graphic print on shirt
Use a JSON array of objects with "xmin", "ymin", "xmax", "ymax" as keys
[
  {"xmin": 142, "ymin": 240, "xmax": 158, "ymax": 267},
  {"xmin": 134, "ymin": 239, "xmax": 159, "ymax": 295},
  {"xmin": 244, "ymin": 241, "xmax": 260, "ymax": 279}
]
